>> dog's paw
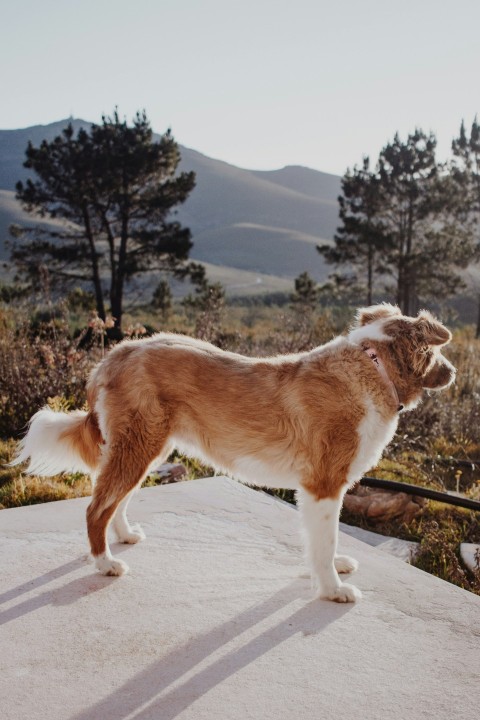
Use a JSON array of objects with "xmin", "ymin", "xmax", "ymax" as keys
[
  {"xmin": 118, "ymin": 524, "xmax": 146, "ymax": 544},
  {"xmin": 334, "ymin": 554, "xmax": 359, "ymax": 574},
  {"xmin": 95, "ymin": 555, "xmax": 129, "ymax": 577},
  {"xmin": 321, "ymin": 582, "xmax": 362, "ymax": 603}
]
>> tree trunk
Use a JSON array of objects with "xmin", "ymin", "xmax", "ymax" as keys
[
  {"xmin": 367, "ymin": 238, "xmax": 373, "ymax": 305},
  {"xmin": 92, "ymin": 272, "xmax": 106, "ymax": 322},
  {"xmin": 402, "ymin": 260, "xmax": 412, "ymax": 315},
  {"xmin": 110, "ymin": 293, "xmax": 123, "ymax": 331},
  {"xmin": 476, "ymin": 293, "xmax": 480, "ymax": 339},
  {"xmin": 403, "ymin": 196, "xmax": 415, "ymax": 316},
  {"xmin": 110, "ymin": 268, "xmax": 123, "ymax": 329},
  {"xmin": 396, "ymin": 250, "xmax": 405, "ymax": 312},
  {"xmin": 110, "ymin": 214, "xmax": 129, "ymax": 329},
  {"xmin": 83, "ymin": 207, "xmax": 106, "ymax": 321}
]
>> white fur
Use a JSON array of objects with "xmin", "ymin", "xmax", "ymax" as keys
[
  {"xmin": 94, "ymin": 551, "xmax": 129, "ymax": 576},
  {"xmin": 95, "ymin": 388, "xmax": 110, "ymax": 445},
  {"xmin": 173, "ymin": 437, "xmax": 223, "ymax": 474},
  {"xmin": 10, "ymin": 408, "xmax": 92, "ymax": 475},
  {"xmin": 232, "ymin": 455, "xmax": 301, "ymax": 490},
  {"xmin": 173, "ymin": 436, "xmax": 301, "ymax": 490},
  {"xmin": 297, "ymin": 488, "xmax": 362, "ymax": 602},
  {"xmin": 112, "ymin": 491, "xmax": 146, "ymax": 544},
  {"xmin": 347, "ymin": 397, "xmax": 398, "ymax": 486},
  {"xmin": 334, "ymin": 555, "xmax": 359, "ymax": 573},
  {"xmin": 347, "ymin": 319, "xmax": 392, "ymax": 346}
]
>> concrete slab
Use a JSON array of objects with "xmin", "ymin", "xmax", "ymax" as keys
[{"xmin": 1, "ymin": 477, "xmax": 479, "ymax": 720}]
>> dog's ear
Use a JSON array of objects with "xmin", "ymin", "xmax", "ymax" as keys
[
  {"xmin": 422, "ymin": 358, "xmax": 456, "ymax": 390},
  {"xmin": 415, "ymin": 311, "xmax": 452, "ymax": 347},
  {"xmin": 355, "ymin": 303, "xmax": 402, "ymax": 326}
]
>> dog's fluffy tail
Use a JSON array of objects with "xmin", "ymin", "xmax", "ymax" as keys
[{"xmin": 11, "ymin": 408, "xmax": 103, "ymax": 476}]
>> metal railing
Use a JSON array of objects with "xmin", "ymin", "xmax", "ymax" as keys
[{"xmin": 360, "ymin": 476, "xmax": 480, "ymax": 512}]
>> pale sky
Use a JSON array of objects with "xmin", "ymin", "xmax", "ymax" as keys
[{"xmin": 1, "ymin": 0, "xmax": 480, "ymax": 176}]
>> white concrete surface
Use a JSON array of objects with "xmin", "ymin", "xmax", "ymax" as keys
[{"xmin": 1, "ymin": 477, "xmax": 479, "ymax": 720}]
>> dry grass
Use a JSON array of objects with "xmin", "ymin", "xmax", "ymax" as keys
[{"xmin": 0, "ymin": 437, "xmax": 92, "ymax": 508}]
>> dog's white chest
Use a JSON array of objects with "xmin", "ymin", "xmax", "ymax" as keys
[{"xmin": 347, "ymin": 397, "xmax": 398, "ymax": 486}]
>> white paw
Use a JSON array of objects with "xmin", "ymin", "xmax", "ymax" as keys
[
  {"xmin": 321, "ymin": 582, "xmax": 362, "ymax": 603},
  {"xmin": 95, "ymin": 555, "xmax": 129, "ymax": 577},
  {"xmin": 118, "ymin": 524, "xmax": 146, "ymax": 544},
  {"xmin": 334, "ymin": 554, "xmax": 359, "ymax": 574}
]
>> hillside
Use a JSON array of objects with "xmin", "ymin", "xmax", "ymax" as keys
[
  {"xmin": 0, "ymin": 119, "xmax": 87, "ymax": 191},
  {"xmin": 0, "ymin": 119, "xmax": 340, "ymax": 293}
]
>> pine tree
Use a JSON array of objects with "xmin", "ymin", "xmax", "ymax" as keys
[
  {"xmin": 317, "ymin": 157, "xmax": 388, "ymax": 305},
  {"xmin": 321, "ymin": 129, "xmax": 476, "ymax": 315},
  {"xmin": 181, "ymin": 263, "xmax": 225, "ymax": 341},
  {"xmin": 11, "ymin": 110, "xmax": 196, "ymax": 329},
  {"xmin": 452, "ymin": 118, "xmax": 480, "ymax": 336},
  {"xmin": 378, "ymin": 130, "xmax": 475, "ymax": 314},
  {"xmin": 152, "ymin": 279, "xmax": 173, "ymax": 321},
  {"xmin": 290, "ymin": 271, "xmax": 319, "ymax": 308}
]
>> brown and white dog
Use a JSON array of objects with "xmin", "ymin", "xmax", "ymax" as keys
[{"xmin": 13, "ymin": 303, "xmax": 455, "ymax": 602}]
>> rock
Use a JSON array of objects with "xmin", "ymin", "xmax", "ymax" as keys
[
  {"xmin": 148, "ymin": 462, "xmax": 187, "ymax": 484},
  {"xmin": 344, "ymin": 485, "xmax": 426, "ymax": 524},
  {"xmin": 460, "ymin": 543, "xmax": 480, "ymax": 573}
]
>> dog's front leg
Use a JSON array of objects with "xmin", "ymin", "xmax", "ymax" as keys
[{"xmin": 297, "ymin": 487, "xmax": 361, "ymax": 603}]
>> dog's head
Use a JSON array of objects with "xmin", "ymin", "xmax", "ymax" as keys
[{"xmin": 350, "ymin": 303, "xmax": 456, "ymax": 407}]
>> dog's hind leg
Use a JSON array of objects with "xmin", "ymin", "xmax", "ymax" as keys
[
  {"xmin": 297, "ymin": 487, "xmax": 361, "ymax": 603},
  {"xmin": 112, "ymin": 444, "xmax": 173, "ymax": 544},
  {"xmin": 87, "ymin": 424, "xmax": 168, "ymax": 576},
  {"xmin": 112, "ymin": 489, "xmax": 146, "ymax": 545},
  {"xmin": 87, "ymin": 468, "xmax": 148, "ymax": 576}
]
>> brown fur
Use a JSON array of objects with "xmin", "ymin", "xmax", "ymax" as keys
[{"xmin": 59, "ymin": 412, "xmax": 103, "ymax": 470}]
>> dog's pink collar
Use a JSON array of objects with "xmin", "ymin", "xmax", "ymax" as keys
[{"xmin": 364, "ymin": 347, "xmax": 403, "ymax": 412}]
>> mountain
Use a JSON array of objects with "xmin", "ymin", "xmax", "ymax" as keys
[
  {"xmin": 0, "ymin": 119, "xmax": 90, "ymax": 262},
  {"xmin": 252, "ymin": 165, "xmax": 340, "ymax": 201},
  {"xmin": 0, "ymin": 120, "xmax": 341, "ymax": 294},
  {"xmin": 0, "ymin": 119, "xmax": 87, "ymax": 191}
]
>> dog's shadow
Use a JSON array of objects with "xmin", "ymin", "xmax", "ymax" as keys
[
  {"xmin": 69, "ymin": 579, "xmax": 353, "ymax": 720},
  {"xmin": 0, "ymin": 543, "xmax": 131, "ymax": 625}
]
